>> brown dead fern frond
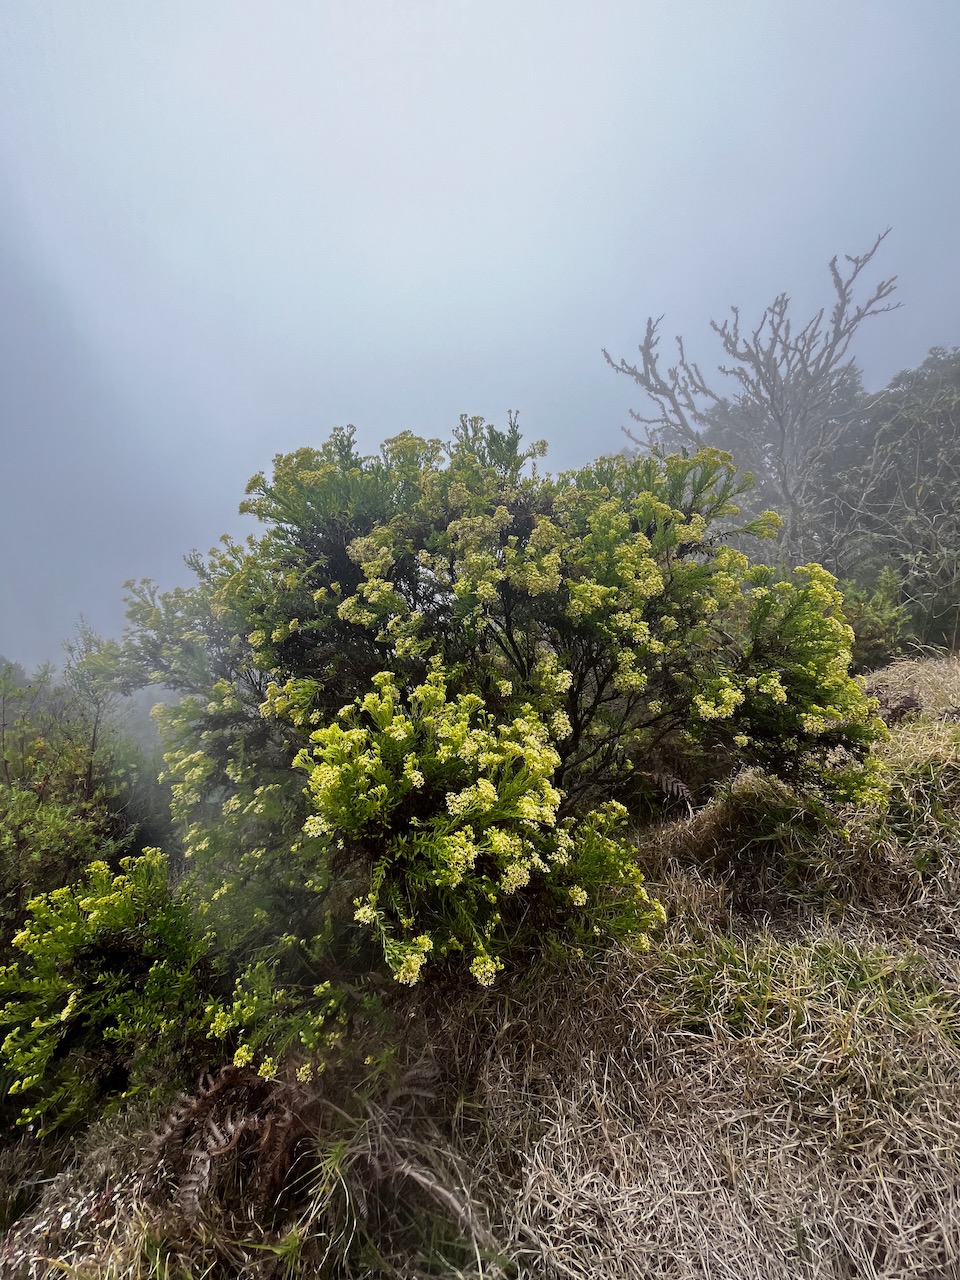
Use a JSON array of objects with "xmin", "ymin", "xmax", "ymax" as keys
[
  {"xmin": 142, "ymin": 1064, "xmax": 264, "ymax": 1188},
  {"xmin": 135, "ymin": 1056, "xmax": 504, "ymax": 1274},
  {"xmin": 253, "ymin": 1103, "xmax": 302, "ymax": 1220},
  {"xmin": 142, "ymin": 1064, "xmax": 312, "ymax": 1230},
  {"xmin": 647, "ymin": 770, "xmax": 694, "ymax": 801}
]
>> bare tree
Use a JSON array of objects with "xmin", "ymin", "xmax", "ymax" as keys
[{"xmin": 603, "ymin": 232, "xmax": 899, "ymax": 563}]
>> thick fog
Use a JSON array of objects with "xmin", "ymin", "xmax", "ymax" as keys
[{"xmin": 1, "ymin": 1, "xmax": 958, "ymax": 667}]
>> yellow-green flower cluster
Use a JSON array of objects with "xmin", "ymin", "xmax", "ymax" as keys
[
  {"xmin": 693, "ymin": 677, "xmax": 746, "ymax": 721},
  {"xmin": 286, "ymin": 665, "xmax": 661, "ymax": 986},
  {"xmin": 390, "ymin": 934, "xmax": 433, "ymax": 985},
  {"xmin": 469, "ymin": 950, "xmax": 503, "ymax": 986}
]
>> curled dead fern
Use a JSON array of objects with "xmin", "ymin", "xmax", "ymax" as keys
[{"xmin": 143, "ymin": 1064, "xmax": 309, "ymax": 1227}]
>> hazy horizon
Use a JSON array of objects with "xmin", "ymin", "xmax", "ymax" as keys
[{"xmin": 2, "ymin": 1, "xmax": 958, "ymax": 668}]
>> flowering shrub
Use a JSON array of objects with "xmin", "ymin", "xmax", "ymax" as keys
[
  {"xmin": 0, "ymin": 850, "xmax": 212, "ymax": 1132},
  {"xmin": 233, "ymin": 424, "xmax": 880, "ymax": 808},
  {"xmin": 114, "ymin": 418, "xmax": 883, "ymax": 1048}
]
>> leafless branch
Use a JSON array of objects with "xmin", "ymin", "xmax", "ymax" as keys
[{"xmin": 604, "ymin": 232, "xmax": 900, "ymax": 563}]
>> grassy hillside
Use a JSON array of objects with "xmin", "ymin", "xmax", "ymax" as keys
[{"xmin": 3, "ymin": 657, "xmax": 960, "ymax": 1278}]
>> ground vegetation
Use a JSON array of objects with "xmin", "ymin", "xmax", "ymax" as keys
[{"xmin": 3, "ymin": 419, "xmax": 960, "ymax": 1278}]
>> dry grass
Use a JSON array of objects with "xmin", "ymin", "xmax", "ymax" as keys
[
  {"xmin": 867, "ymin": 653, "xmax": 960, "ymax": 718},
  {"xmin": 6, "ymin": 657, "xmax": 960, "ymax": 1279},
  {"xmin": 443, "ymin": 927, "xmax": 960, "ymax": 1280}
]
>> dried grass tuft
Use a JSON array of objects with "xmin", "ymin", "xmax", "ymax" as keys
[
  {"xmin": 440, "ymin": 930, "xmax": 960, "ymax": 1280},
  {"xmin": 868, "ymin": 654, "xmax": 960, "ymax": 719}
]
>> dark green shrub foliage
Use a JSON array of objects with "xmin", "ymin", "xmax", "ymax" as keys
[
  {"xmin": 821, "ymin": 347, "xmax": 960, "ymax": 649},
  {"xmin": 840, "ymin": 566, "xmax": 911, "ymax": 673}
]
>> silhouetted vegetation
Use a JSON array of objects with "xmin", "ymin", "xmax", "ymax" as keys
[{"xmin": 606, "ymin": 236, "xmax": 960, "ymax": 667}]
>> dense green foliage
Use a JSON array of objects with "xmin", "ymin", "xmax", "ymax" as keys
[
  {"xmin": 821, "ymin": 346, "xmax": 960, "ymax": 649},
  {"xmin": 0, "ymin": 850, "xmax": 210, "ymax": 1133},
  {"xmin": 0, "ymin": 658, "xmax": 210, "ymax": 1133},
  {"xmin": 836, "ymin": 566, "xmax": 910, "ymax": 673},
  {"xmin": 0, "ymin": 661, "xmax": 130, "ymax": 952},
  {"xmin": 100, "ymin": 419, "xmax": 882, "ymax": 1076}
]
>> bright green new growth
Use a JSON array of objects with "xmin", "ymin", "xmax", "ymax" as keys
[{"xmin": 0, "ymin": 850, "xmax": 210, "ymax": 1132}]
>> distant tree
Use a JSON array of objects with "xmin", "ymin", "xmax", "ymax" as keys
[
  {"xmin": 0, "ymin": 656, "xmax": 29, "ymax": 686},
  {"xmin": 604, "ymin": 233, "xmax": 898, "ymax": 564},
  {"xmin": 0, "ymin": 660, "xmax": 127, "ymax": 954},
  {"xmin": 819, "ymin": 346, "xmax": 960, "ymax": 649}
]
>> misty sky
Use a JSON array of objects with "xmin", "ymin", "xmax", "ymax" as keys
[{"xmin": 1, "ymin": 1, "xmax": 958, "ymax": 668}]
